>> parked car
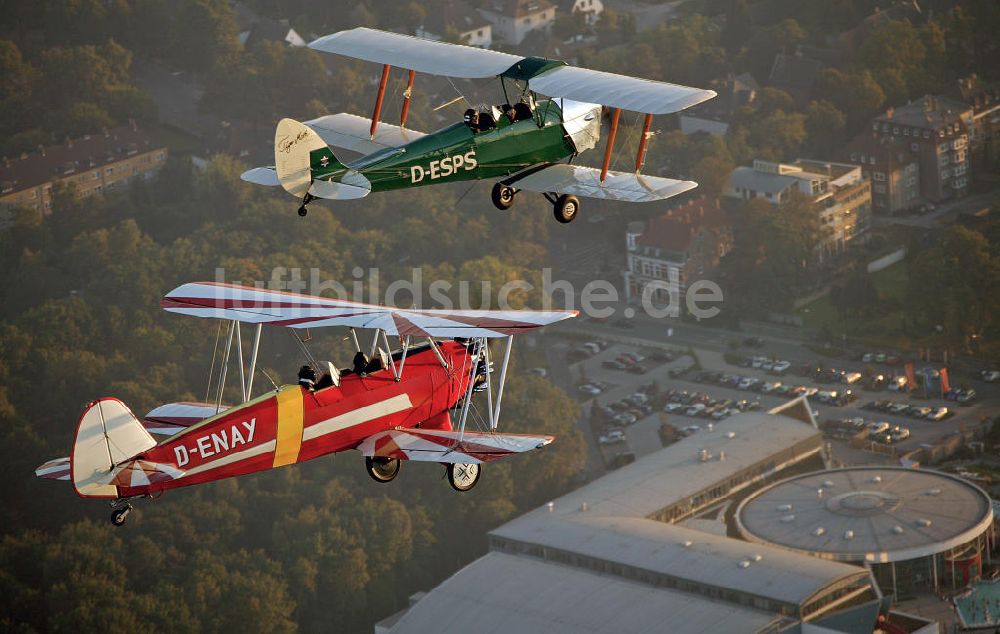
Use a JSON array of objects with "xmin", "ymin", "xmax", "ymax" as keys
[
  {"xmin": 599, "ymin": 429, "xmax": 626, "ymax": 445},
  {"xmin": 664, "ymin": 402, "xmax": 685, "ymax": 413},
  {"xmin": 867, "ymin": 421, "xmax": 891, "ymax": 437},
  {"xmin": 928, "ymin": 407, "xmax": 949, "ymax": 421},
  {"xmin": 613, "ymin": 412, "xmax": 637, "ymax": 426},
  {"xmin": 578, "ymin": 384, "xmax": 602, "ymax": 396},
  {"xmin": 980, "ymin": 370, "xmax": 1000, "ymax": 382},
  {"xmin": 911, "ymin": 406, "xmax": 932, "ymax": 418},
  {"xmin": 626, "ymin": 364, "xmax": 649, "ymax": 375},
  {"xmin": 650, "ymin": 349, "xmax": 674, "ymax": 362},
  {"xmin": 889, "ymin": 426, "xmax": 911, "ymax": 442},
  {"xmin": 842, "ymin": 372, "xmax": 862, "ymax": 385},
  {"xmin": 771, "ymin": 360, "xmax": 791, "ymax": 374},
  {"xmin": 602, "ymin": 360, "xmax": 627, "ymax": 370},
  {"xmin": 685, "ymin": 404, "xmax": 706, "ymax": 417},
  {"xmin": 621, "ymin": 352, "xmax": 645, "ymax": 364},
  {"xmin": 738, "ymin": 377, "xmax": 759, "ymax": 391},
  {"xmin": 889, "ymin": 403, "xmax": 911, "ymax": 415}
]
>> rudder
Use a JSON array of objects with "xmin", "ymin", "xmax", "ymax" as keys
[
  {"xmin": 71, "ymin": 398, "xmax": 156, "ymax": 498},
  {"xmin": 274, "ymin": 118, "xmax": 345, "ymax": 197}
]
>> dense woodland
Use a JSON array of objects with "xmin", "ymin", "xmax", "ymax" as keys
[{"xmin": 2, "ymin": 0, "xmax": 1000, "ymax": 631}]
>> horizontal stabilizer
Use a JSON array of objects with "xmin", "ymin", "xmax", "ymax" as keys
[
  {"xmin": 513, "ymin": 164, "xmax": 697, "ymax": 203},
  {"xmin": 143, "ymin": 402, "xmax": 223, "ymax": 436},
  {"xmin": 305, "ymin": 113, "xmax": 425, "ymax": 155},
  {"xmin": 35, "ymin": 456, "xmax": 71, "ymax": 481},
  {"xmin": 241, "ymin": 166, "xmax": 280, "ymax": 187},
  {"xmin": 358, "ymin": 428, "xmax": 554, "ymax": 464},
  {"xmin": 72, "ymin": 398, "xmax": 156, "ymax": 498}
]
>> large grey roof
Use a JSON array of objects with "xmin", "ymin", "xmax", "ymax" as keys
[
  {"xmin": 504, "ymin": 409, "xmax": 821, "ymax": 521},
  {"xmin": 391, "ymin": 551, "xmax": 783, "ymax": 634},
  {"xmin": 737, "ymin": 467, "xmax": 993, "ymax": 563},
  {"xmin": 492, "ymin": 515, "xmax": 871, "ymax": 606},
  {"xmin": 728, "ymin": 166, "xmax": 800, "ymax": 195}
]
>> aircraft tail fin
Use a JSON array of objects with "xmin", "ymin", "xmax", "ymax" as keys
[
  {"xmin": 274, "ymin": 118, "xmax": 347, "ymax": 197},
  {"xmin": 69, "ymin": 398, "xmax": 156, "ymax": 498}
]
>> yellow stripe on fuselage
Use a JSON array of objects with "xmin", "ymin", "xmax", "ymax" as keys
[{"xmin": 273, "ymin": 387, "xmax": 305, "ymax": 468}]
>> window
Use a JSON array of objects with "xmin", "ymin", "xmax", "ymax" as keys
[
  {"xmin": 873, "ymin": 172, "xmax": 886, "ymax": 181},
  {"xmin": 911, "ymin": 142, "xmax": 919, "ymax": 151},
  {"xmin": 106, "ymin": 167, "xmax": 114, "ymax": 175},
  {"xmin": 904, "ymin": 128, "xmax": 910, "ymax": 136},
  {"xmin": 893, "ymin": 127, "xmax": 899, "ymax": 134}
]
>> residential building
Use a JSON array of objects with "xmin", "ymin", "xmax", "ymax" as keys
[
  {"xmin": 416, "ymin": 0, "xmax": 492, "ymax": 48},
  {"xmin": 556, "ymin": 0, "xmax": 603, "ymax": 25},
  {"xmin": 238, "ymin": 17, "xmax": 306, "ymax": 49},
  {"xmin": 479, "ymin": 0, "xmax": 556, "ymax": 45},
  {"xmin": 835, "ymin": 0, "xmax": 924, "ymax": 56},
  {"xmin": 679, "ymin": 73, "xmax": 758, "ymax": 136},
  {"xmin": 0, "ymin": 124, "xmax": 167, "ymax": 214},
  {"xmin": 725, "ymin": 159, "xmax": 872, "ymax": 260},
  {"xmin": 844, "ymin": 133, "xmax": 921, "ymax": 214},
  {"xmin": 952, "ymin": 75, "xmax": 1000, "ymax": 172},
  {"xmin": 624, "ymin": 197, "xmax": 732, "ymax": 305},
  {"xmin": 872, "ymin": 96, "xmax": 970, "ymax": 202}
]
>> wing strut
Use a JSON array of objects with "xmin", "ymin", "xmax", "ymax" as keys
[
  {"xmin": 370, "ymin": 64, "xmax": 391, "ymax": 140},
  {"xmin": 600, "ymin": 108, "xmax": 621, "ymax": 183},
  {"xmin": 635, "ymin": 113, "xmax": 653, "ymax": 173},
  {"xmin": 246, "ymin": 323, "xmax": 262, "ymax": 401},
  {"xmin": 492, "ymin": 336, "xmax": 513, "ymax": 430},
  {"xmin": 400, "ymin": 69, "xmax": 415, "ymax": 127},
  {"xmin": 456, "ymin": 337, "xmax": 484, "ymax": 442},
  {"xmin": 216, "ymin": 320, "xmax": 236, "ymax": 414}
]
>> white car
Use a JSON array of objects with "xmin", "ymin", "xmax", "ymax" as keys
[
  {"xmin": 738, "ymin": 377, "xmax": 758, "ymax": 390},
  {"xmin": 751, "ymin": 356, "xmax": 767, "ymax": 369},
  {"xmin": 867, "ymin": 421, "xmax": 890, "ymax": 436},
  {"xmin": 981, "ymin": 370, "xmax": 1000, "ymax": 382},
  {"xmin": 680, "ymin": 425, "xmax": 701, "ymax": 436},
  {"xmin": 890, "ymin": 426, "xmax": 911, "ymax": 442},
  {"xmin": 578, "ymin": 384, "xmax": 602, "ymax": 396},
  {"xmin": 664, "ymin": 403, "xmax": 685, "ymax": 413},
  {"xmin": 842, "ymin": 372, "xmax": 862, "ymax": 385},
  {"xmin": 760, "ymin": 381, "xmax": 782, "ymax": 393},
  {"xmin": 771, "ymin": 361, "xmax": 791, "ymax": 374},
  {"xmin": 928, "ymin": 407, "xmax": 949, "ymax": 421},
  {"xmin": 912, "ymin": 406, "xmax": 932, "ymax": 418},
  {"xmin": 685, "ymin": 404, "xmax": 706, "ymax": 417},
  {"xmin": 599, "ymin": 430, "xmax": 626, "ymax": 445},
  {"xmin": 862, "ymin": 353, "xmax": 874, "ymax": 363},
  {"xmin": 761, "ymin": 360, "xmax": 775, "ymax": 371}
]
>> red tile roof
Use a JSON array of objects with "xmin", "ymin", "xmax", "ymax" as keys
[{"xmin": 637, "ymin": 197, "xmax": 729, "ymax": 253}]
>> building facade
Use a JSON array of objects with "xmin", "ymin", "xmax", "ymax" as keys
[
  {"xmin": 557, "ymin": 0, "xmax": 604, "ymax": 25},
  {"xmin": 871, "ymin": 96, "xmax": 970, "ymax": 202},
  {"xmin": 954, "ymin": 75, "xmax": 1000, "ymax": 173},
  {"xmin": 624, "ymin": 197, "xmax": 732, "ymax": 305},
  {"xmin": 679, "ymin": 73, "xmax": 758, "ymax": 137},
  {"xmin": 725, "ymin": 159, "xmax": 872, "ymax": 261},
  {"xmin": 0, "ymin": 124, "xmax": 168, "ymax": 214},
  {"xmin": 845, "ymin": 133, "xmax": 921, "ymax": 214},
  {"xmin": 416, "ymin": 0, "xmax": 493, "ymax": 47},
  {"xmin": 479, "ymin": 0, "xmax": 556, "ymax": 45}
]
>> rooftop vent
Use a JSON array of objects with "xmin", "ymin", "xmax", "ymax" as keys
[
  {"xmin": 844, "ymin": 530, "xmax": 855, "ymax": 540},
  {"xmin": 893, "ymin": 525, "xmax": 904, "ymax": 535},
  {"xmin": 777, "ymin": 504, "xmax": 793, "ymax": 512},
  {"xmin": 916, "ymin": 518, "xmax": 932, "ymax": 527},
  {"xmin": 752, "ymin": 554, "xmax": 763, "ymax": 562},
  {"xmin": 726, "ymin": 431, "xmax": 736, "ymax": 439},
  {"xmin": 781, "ymin": 514, "xmax": 795, "ymax": 523},
  {"xmin": 546, "ymin": 501, "xmax": 554, "ymax": 512},
  {"xmin": 813, "ymin": 527, "xmax": 826, "ymax": 537},
  {"xmin": 871, "ymin": 476, "xmax": 882, "ymax": 483},
  {"xmin": 927, "ymin": 488, "xmax": 941, "ymax": 496},
  {"xmin": 579, "ymin": 502, "xmax": 589, "ymax": 512},
  {"xmin": 823, "ymin": 480, "xmax": 835, "ymax": 488},
  {"xmin": 739, "ymin": 560, "xmax": 751, "ymax": 568},
  {"xmin": 682, "ymin": 540, "xmax": 693, "ymax": 548}
]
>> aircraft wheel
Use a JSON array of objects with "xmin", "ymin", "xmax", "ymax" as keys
[
  {"xmin": 553, "ymin": 194, "xmax": 580, "ymax": 223},
  {"xmin": 297, "ymin": 206, "xmax": 308, "ymax": 217},
  {"xmin": 111, "ymin": 503, "xmax": 133, "ymax": 527},
  {"xmin": 447, "ymin": 462, "xmax": 481, "ymax": 492},
  {"xmin": 491, "ymin": 182, "xmax": 516, "ymax": 210},
  {"xmin": 366, "ymin": 456, "xmax": 400, "ymax": 483}
]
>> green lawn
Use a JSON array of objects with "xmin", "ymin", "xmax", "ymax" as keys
[{"xmin": 796, "ymin": 261, "xmax": 913, "ymax": 349}]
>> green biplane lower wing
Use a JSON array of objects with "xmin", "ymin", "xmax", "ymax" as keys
[{"xmin": 511, "ymin": 164, "xmax": 697, "ymax": 203}]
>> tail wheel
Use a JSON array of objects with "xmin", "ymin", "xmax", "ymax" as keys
[
  {"xmin": 553, "ymin": 194, "xmax": 580, "ymax": 223},
  {"xmin": 491, "ymin": 182, "xmax": 516, "ymax": 210},
  {"xmin": 447, "ymin": 462, "xmax": 481, "ymax": 492},
  {"xmin": 110, "ymin": 503, "xmax": 132, "ymax": 527},
  {"xmin": 366, "ymin": 456, "xmax": 401, "ymax": 483},
  {"xmin": 297, "ymin": 206, "xmax": 308, "ymax": 217}
]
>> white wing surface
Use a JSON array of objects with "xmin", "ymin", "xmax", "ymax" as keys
[{"xmin": 513, "ymin": 164, "xmax": 697, "ymax": 202}]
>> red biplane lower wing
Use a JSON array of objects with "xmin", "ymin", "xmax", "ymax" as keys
[
  {"xmin": 143, "ymin": 402, "xmax": 224, "ymax": 437},
  {"xmin": 357, "ymin": 428, "xmax": 554, "ymax": 464}
]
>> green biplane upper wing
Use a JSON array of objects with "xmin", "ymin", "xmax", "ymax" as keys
[
  {"xmin": 309, "ymin": 28, "xmax": 715, "ymax": 115},
  {"xmin": 511, "ymin": 164, "xmax": 697, "ymax": 203}
]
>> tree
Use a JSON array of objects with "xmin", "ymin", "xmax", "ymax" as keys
[
  {"xmin": 805, "ymin": 100, "xmax": 847, "ymax": 157},
  {"xmin": 813, "ymin": 68, "xmax": 885, "ymax": 132}
]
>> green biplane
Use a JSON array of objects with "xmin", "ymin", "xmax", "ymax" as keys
[{"xmin": 242, "ymin": 28, "xmax": 716, "ymax": 223}]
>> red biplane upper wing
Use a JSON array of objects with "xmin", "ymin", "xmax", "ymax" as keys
[
  {"xmin": 162, "ymin": 282, "xmax": 577, "ymax": 338},
  {"xmin": 357, "ymin": 428, "xmax": 554, "ymax": 464}
]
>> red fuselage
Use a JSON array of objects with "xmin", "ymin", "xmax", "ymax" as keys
[{"xmin": 117, "ymin": 341, "xmax": 476, "ymax": 497}]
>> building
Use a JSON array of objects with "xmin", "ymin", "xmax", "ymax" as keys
[
  {"xmin": 375, "ymin": 400, "xmax": 932, "ymax": 633},
  {"xmin": 623, "ymin": 196, "xmax": 732, "ymax": 305},
  {"xmin": 844, "ymin": 133, "xmax": 921, "ymax": 214},
  {"xmin": 416, "ymin": 0, "xmax": 492, "ymax": 48},
  {"xmin": 0, "ymin": 124, "xmax": 168, "ymax": 214},
  {"xmin": 952, "ymin": 75, "xmax": 1000, "ymax": 172},
  {"xmin": 871, "ymin": 96, "xmax": 970, "ymax": 202},
  {"xmin": 239, "ymin": 17, "xmax": 307, "ymax": 49},
  {"xmin": 680, "ymin": 73, "xmax": 758, "ymax": 136},
  {"xmin": 479, "ymin": 0, "xmax": 556, "ymax": 45},
  {"xmin": 556, "ymin": 0, "xmax": 603, "ymax": 26},
  {"xmin": 737, "ymin": 467, "xmax": 995, "ymax": 597},
  {"xmin": 725, "ymin": 159, "xmax": 872, "ymax": 260}
]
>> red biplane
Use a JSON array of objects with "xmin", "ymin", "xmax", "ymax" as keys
[{"xmin": 35, "ymin": 282, "xmax": 576, "ymax": 525}]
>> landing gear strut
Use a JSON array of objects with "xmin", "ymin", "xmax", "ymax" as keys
[
  {"xmin": 366, "ymin": 456, "xmax": 401, "ymax": 483},
  {"xmin": 110, "ymin": 502, "xmax": 133, "ymax": 527},
  {"xmin": 446, "ymin": 462, "xmax": 481, "ymax": 492},
  {"xmin": 491, "ymin": 182, "xmax": 517, "ymax": 210},
  {"xmin": 298, "ymin": 192, "xmax": 316, "ymax": 217}
]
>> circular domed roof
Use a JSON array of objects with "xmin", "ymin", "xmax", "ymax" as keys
[{"xmin": 735, "ymin": 467, "xmax": 993, "ymax": 563}]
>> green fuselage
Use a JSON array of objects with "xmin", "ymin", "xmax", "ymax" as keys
[{"xmin": 313, "ymin": 99, "xmax": 576, "ymax": 192}]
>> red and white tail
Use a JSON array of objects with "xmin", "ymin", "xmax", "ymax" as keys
[{"xmin": 70, "ymin": 398, "xmax": 157, "ymax": 498}]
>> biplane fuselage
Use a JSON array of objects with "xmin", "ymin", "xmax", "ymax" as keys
[
  {"xmin": 110, "ymin": 341, "xmax": 474, "ymax": 498},
  {"xmin": 312, "ymin": 99, "xmax": 577, "ymax": 193}
]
